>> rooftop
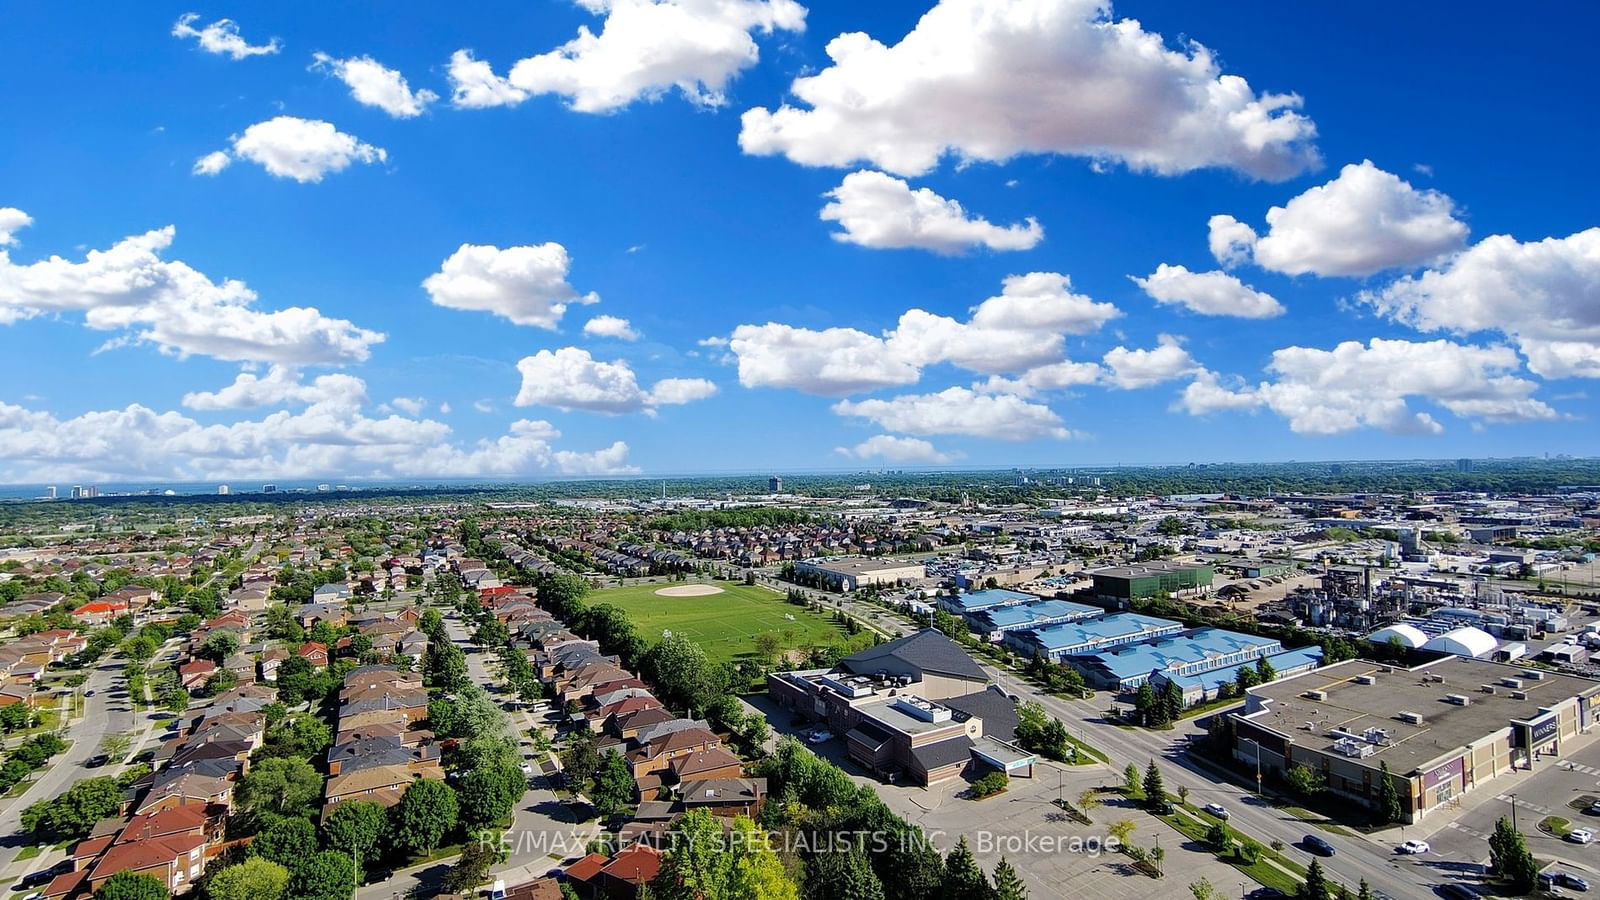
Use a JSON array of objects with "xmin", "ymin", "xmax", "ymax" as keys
[
  {"xmin": 975, "ymin": 598, "xmax": 1100, "ymax": 629},
  {"xmin": 843, "ymin": 628, "xmax": 988, "ymax": 681},
  {"xmin": 1072, "ymin": 627, "xmax": 1280, "ymax": 680},
  {"xmin": 944, "ymin": 588, "xmax": 1037, "ymax": 612},
  {"xmin": 800, "ymin": 556, "xmax": 926, "ymax": 576},
  {"xmin": 1090, "ymin": 561, "xmax": 1212, "ymax": 579},
  {"xmin": 1022, "ymin": 612, "xmax": 1180, "ymax": 650},
  {"xmin": 1239, "ymin": 657, "xmax": 1600, "ymax": 775}
]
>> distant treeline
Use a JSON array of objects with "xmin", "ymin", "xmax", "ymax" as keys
[{"xmin": 645, "ymin": 507, "xmax": 815, "ymax": 532}]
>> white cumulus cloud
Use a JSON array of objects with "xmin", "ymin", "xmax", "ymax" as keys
[
  {"xmin": 1101, "ymin": 335, "xmax": 1202, "ymax": 388},
  {"xmin": 0, "ymin": 211, "xmax": 384, "ymax": 364},
  {"xmin": 1361, "ymin": 227, "xmax": 1600, "ymax": 379},
  {"xmin": 739, "ymin": 0, "xmax": 1318, "ymax": 180},
  {"xmin": 0, "ymin": 208, "xmax": 35, "ymax": 246},
  {"xmin": 835, "ymin": 434, "xmax": 959, "ymax": 464},
  {"xmin": 423, "ymin": 242, "xmax": 598, "ymax": 328},
  {"xmin": 312, "ymin": 53, "xmax": 438, "ymax": 118},
  {"xmin": 172, "ymin": 13, "xmax": 280, "ymax": 60},
  {"xmin": 583, "ymin": 314, "xmax": 640, "ymax": 341},
  {"xmin": 448, "ymin": 0, "xmax": 805, "ymax": 113},
  {"xmin": 833, "ymin": 387, "xmax": 1072, "ymax": 440},
  {"xmin": 1131, "ymin": 263, "xmax": 1284, "ymax": 318},
  {"xmin": 513, "ymin": 347, "xmax": 715, "ymax": 415},
  {"xmin": 1176, "ymin": 338, "xmax": 1560, "ymax": 434},
  {"xmin": 201, "ymin": 116, "xmax": 387, "ymax": 183},
  {"xmin": 820, "ymin": 170, "xmax": 1042, "ymax": 254},
  {"xmin": 1215, "ymin": 160, "xmax": 1469, "ymax": 276},
  {"xmin": 182, "ymin": 366, "xmax": 367, "ymax": 410}
]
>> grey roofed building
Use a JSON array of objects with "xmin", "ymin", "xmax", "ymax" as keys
[
  {"xmin": 842, "ymin": 628, "xmax": 988, "ymax": 682},
  {"xmin": 910, "ymin": 735, "xmax": 976, "ymax": 772},
  {"xmin": 944, "ymin": 685, "xmax": 1020, "ymax": 744},
  {"xmin": 633, "ymin": 718, "xmax": 711, "ymax": 746}
]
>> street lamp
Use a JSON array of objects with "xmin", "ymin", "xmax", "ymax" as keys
[{"xmin": 1509, "ymin": 792, "xmax": 1518, "ymax": 832}]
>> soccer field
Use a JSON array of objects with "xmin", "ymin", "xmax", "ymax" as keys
[{"xmin": 587, "ymin": 581, "xmax": 849, "ymax": 663}]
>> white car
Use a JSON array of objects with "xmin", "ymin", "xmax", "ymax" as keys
[
  {"xmin": 1202, "ymin": 803, "xmax": 1229, "ymax": 820},
  {"xmin": 1568, "ymin": 828, "xmax": 1595, "ymax": 844},
  {"xmin": 1398, "ymin": 840, "xmax": 1430, "ymax": 854},
  {"xmin": 806, "ymin": 730, "xmax": 833, "ymax": 744}
]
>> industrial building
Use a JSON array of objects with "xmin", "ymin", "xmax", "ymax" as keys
[
  {"xmin": 1006, "ymin": 612, "xmax": 1182, "ymax": 662},
  {"xmin": 794, "ymin": 556, "xmax": 926, "ymax": 592},
  {"xmin": 1152, "ymin": 646, "xmax": 1325, "ymax": 705},
  {"xmin": 1088, "ymin": 561, "xmax": 1214, "ymax": 603},
  {"xmin": 938, "ymin": 588, "xmax": 1038, "ymax": 615},
  {"xmin": 1229, "ymin": 657, "xmax": 1600, "ymax": 824},
  {"xmin": 1069, "ymin": 627, "xmax": 1283, "ymax": 691}
]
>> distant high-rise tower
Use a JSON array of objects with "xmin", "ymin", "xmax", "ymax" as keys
[
  {"xmin": 769, "ymin": 475, "xmax": 783, "ymax": 493},
  {"xmin": 45, "ymin": 486, "xmax": 56, "ymax": 499},
  {"xmin": 1456, "ymin": 458, "xmax": 1473, "ymax": 473},
  {"xmin": 217, "ymin": 484, "xmax": 230, "ymax": 495},
  {"xmin": 69, "ymin": 485, "xmax": 82, "ymax": 499},
  {"xmin": 262, "ymin": 483, "xmax": 277, "ymax": 493},
  {"xmin": 84, "ymin": 486, "xmax": 98, "ymax": 498}
]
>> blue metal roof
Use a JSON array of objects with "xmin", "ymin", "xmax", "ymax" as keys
[
  {"xmin": 977, "ymin": 598, "xmax": 1100, "ymax": 630},
  {"xmin": 1158, "ymin": 645, "xmax": 1325, "ymax": 692},
  {"xmin": 1023, "ymin": 612, "xmax": 1181, "ymax": 650},
  {"xmin": 945, "ymin": 588, "xmax": 1037, "ymax": 612},
  {"xmin": 1072, "ymin": 628, "xmax": 1281, "ymax": 680}
]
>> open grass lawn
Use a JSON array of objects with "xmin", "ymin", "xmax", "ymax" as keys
[{"xmin": 588, "ymin": 582, "xmax": 851, "ymax": 664}]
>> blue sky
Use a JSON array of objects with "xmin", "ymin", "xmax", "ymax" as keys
[{"xmin": 0, "ymin": 0, "xmax": 1595, "ymax": 484}]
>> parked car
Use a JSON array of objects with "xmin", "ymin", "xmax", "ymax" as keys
[
  {"xmin": 1568, "ymin": 828, "xmax": 1595, "ymax": 844},
  {"xmin": 1588, "ymin": 800, "xmax": 1600, "ymax": 815},
  {"xmin": 1543, "ymin": 871, "xmax": 1591, "ymax": 891},
  {"xmin": 1202, "ymin": 803, "xmax": 1229, "ymax": 820},
  {"xmin": 806, "ymin": 730, "xmax": 833, "ymax": 744},
  {"xmin": 1304, "ymin": 835, "xmax": 1335, "ymax": 856},
  {"xmin": 1398, "ymin": 840, "xmax": 1430, "ymax": 854},
  {"xmin": 1435, "ymin": 885, "xmax": 1477, "ymax": 900},
  {"xmin": 84, "ymin": 754, "xmax": 109, "ymax": 769}
]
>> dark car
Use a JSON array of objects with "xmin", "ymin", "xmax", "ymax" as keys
[
  {"xmin": 84, "ymin": 754, "xmax": 109, "ymax": 769},
  {"xmin": 1303, "ymin": 835, "xmax": 1335, "ymax": 856},
  {"xmin": 1247, "ymin": 890, "xmax": 1287, "ymax": 900},
  {"xmin": 1435, "ymin": 885, "xmax": 1477, "ymax": 900},
  {"xmin": 17, "ymin": 862, "xmax": 70, "ymax": 888},
  {"xmin": 1544, "ymin": 871, "xmax": 1591, "ymax": 892}
]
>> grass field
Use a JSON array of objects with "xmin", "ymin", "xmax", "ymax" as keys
[{"xmin": 588, "ymin": 581, "xmax": 850, "ymax": 664}]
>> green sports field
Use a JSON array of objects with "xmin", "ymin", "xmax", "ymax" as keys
[{"xmin": 587, "ymin": 581, "xmax": 850, "ymax": 664}]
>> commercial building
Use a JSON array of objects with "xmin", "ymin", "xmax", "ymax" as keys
[
  {"xmin": 938, "ymin": 588, "xmax": 1037, "ymax": 615},
  {"xmin": 1071, "ymin": 627, "xmax": 1282, "ymax": 691},
  {"xmin": 1007, "ymin": 612, "xmax": 1182, "ymax": 662},
  {"xmin": 794, "ymin": 556, "xmax": 926, "ymax": 591},
  {"xmin": 768, "ymin": 630, "xmax": 1030, "ymax": 785},
  {"xmin": 1228, "ymin": 656, "xmax": 1600, "ymax": 824},
  {"xmin": 1089, "ymin": 561, "xmax": 1214, "ymax": 602},
  {"xmin": 968, "ymin": 598, "xmax": 1101, "ymax": 638},
  {"xmin": 1153, "ymin": 645, "xmax": 1325, "ymax": 705}
]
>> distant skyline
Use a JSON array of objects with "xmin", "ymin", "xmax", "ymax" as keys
[{"xmin": 1, "ymin": 1, "xmax": 1596, "ymax": 482}]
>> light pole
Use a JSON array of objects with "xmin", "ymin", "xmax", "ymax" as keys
[
  {"xmin": 1243, "ymin": 737, "xmax": 1263, "ymax": 798},
  {"xmin": 1509, "ymin": 792, "xmax": 1518, "ymax": 832}
]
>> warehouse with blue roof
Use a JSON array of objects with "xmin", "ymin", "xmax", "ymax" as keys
[
  {"xmin": 1070, "ymin": 627, "xmax": 1282, "ymax": 690},
  {"xmin": 1006, "ymin": 612, "xmax": 1183, "ymax": 661},
  {"xmin": 968, "ymin": 598, "xmax": 1101, "ymax": 638},
  {"xmin": 1151, "ymin": 645, "xmax": 1325, "ymax": 704},
  {"xmin": 938, "ymin": 588, "xmax": 1038, "ymax": 615}
]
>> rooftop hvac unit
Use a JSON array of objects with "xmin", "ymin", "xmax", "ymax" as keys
[
  {"xmin": 1511, "ymin": 690, "xmax": 1529, "ymax": 700},
  {"xmin": 1481, "ymin": 685, "xmax": 1497, "ymax": 694},
  {"xmin": 1502, "ymin": 678, "xmax": 1524, "ymax": 689},
  {"xmin": 1424, "ymin": 673, "xmax": 1445, "ymax": 683},
  {"xmin": 1522, "ymin": 670, "xmax": 1547, "ymax": 681},
  {"xmin": 1362, "ymin": 727, "xmax": 1391, "ymax": 745},
  {"xmin": 1379, "ymin": 665, "xmax": 1394, "ymax": 673},
  {"xmin": 1398, "ymin": 711, "xmax": 1425, "ymax": 725},
  {"xmin": 1353, "ymin": 675, "xmax": 1376, "ymax": 685},
  {"xmin": 1303, "ymin": 689, "xmax": 1328, "ymax": 701},
  {"xmin": 1445, "ymin": 694, "xmax": 1471, "ymax": 706}
]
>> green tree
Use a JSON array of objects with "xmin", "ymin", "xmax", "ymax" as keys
[
  {"xmin": 287, "ymin": 851, "xmax": 355, "ymax": 900},
  {"xmin": 1205, "ymin": 821, "xmax": 1231, "ymax": 853},
  {"xmin": 1356, "ymin": 879, "xmax": 1372, "ymax": 900},
  {"xmin": 1161, "ymin": 679, "xmax": 1184, "ymax": 724},
  {"xmin": 249, "ymin": 816, "xmax": 316, "ymax": 869},
  {"xmin": 1299, "ymin": 858, "xmax": 1330, "ymax": 900},
  {"xmin": 21, "ymin": 776, "xmax": 122, "ymax": 840},
  {"xmin": 991, "ymin": 857, "xmax": 1027, "ymax": 900},
  {"xmin": 320, "ymin": 801, "xmax": 387, "ymax": 876},
  {"xmin": 388, "ymin": 779, "xmax": 458, "ymax": 856},
  {"xmin": 239, "ymin": 757, "xmax": 321, "ymax": 817},
  {"xmin": 1122, "ymin": 763, "xmax": 1142, "ymax": 798},
  {"xmin": 942, "ymin": 837, "xmax": 995, "ymax": 900},
  {"xmin": 1284, "ymin": 764, "xmax": 1326, "ymax": 800},
  {"xmin": 1255, "ymin": 656, "xmax": 1276, "ymax": 683},
  {"xmin": 1142, "ymin": 760, "xmax": 1166, "ymax": 811},
  {"xmin": 1375, "ymin": 761, "xmax": 1403, "ymax": 825},
  {"xmin": 1487, "ymin": 815, "xmax": 1538, "ymax": 893},
  {"xmin": 101, "ymin": 732, "xmax": 133, "ymax": 763},
  {"xmin": 458, "ymin": 764, "xmax": 525, "ymax": 830},
  {"xmin": 199, "ymin": 630, "xmax": 241, "ymax": 663},
  {"xmin": 641, "ymin": 632, "xmax": 727, "ymax": 716},
  {"xmin": 94, "ymin": 871, "xmax": 169, "ymax": 900},
  {"xmin": 726, "ymin": 816, "xmax": 797, "ymax": 900},
  {"xmin": 653, "ymin": 809, "xmax": 731, "ymax": 900},
  {"xmin": 591, "ymin": 749, "xmax": 636, "ymax": 819},
  {"xmin": 205, "ymin": 857, "xmax": 289, "ymax": 900},
  {"xmin": 1189, "ymin": 878, "xmax": 1218, "ymax": 900},
  {"xmin": 443, "ymin": 833, "xmax": 508, "ymax": 894}
]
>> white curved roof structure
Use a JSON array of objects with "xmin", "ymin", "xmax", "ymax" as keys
[
  {"xmin": 1422, "ymin": 626, "xmax": 1497, "ymax": 659},
  {"xmin": 1368, "ymin": 623, "xmax": 1428, "ymax": 648}
]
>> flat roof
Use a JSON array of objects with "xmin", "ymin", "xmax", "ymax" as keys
[
  {"xmin": 800, "ymin": 557, "xmax": 926, "ymax": 576},
  {"xmin": 1240, "ymin": 657, "xmax": 1600, "ymax": 775},
  {"xmin": 1090, "ymin": 562, "xmax": 1212, "ymax": 579},
  {"xmin": 855, "ymin": 696, "xmax": 965, "ymax": 737},
  {"xmin": 945, "ymin": 588, "xmax": 1036, "ymax": 611},
  {"xmin": 1160, "ymin": 646, "xmax": 1325, "ymax": 692},
  {"xmin": 1024, "ymin": 612, "xmax": 1181, "ymax": 650}
]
